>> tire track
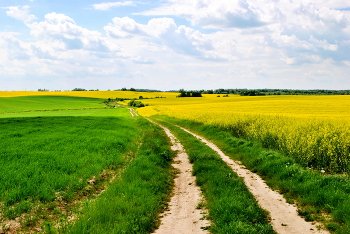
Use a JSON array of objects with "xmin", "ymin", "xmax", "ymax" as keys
[{"xmin": 149, "ymin": 120, "xmax": 210, "ymax": 234}]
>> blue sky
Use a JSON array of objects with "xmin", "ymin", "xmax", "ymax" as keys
[{"xmin": 0, "ymin": 0, "xmax": 350, "ymax": 91}]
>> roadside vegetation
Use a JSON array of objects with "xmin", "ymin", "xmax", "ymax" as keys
[
  {"xmin": 154, "ymin": 118, "xmax": 275, "ymax": 234},
  {"xmin": 155, "ymin": 116, "xmax": 350, "ymax": 234},
  {"xmin": 65, "ymin": 118, "xmax": 174, "ymax": 234}
]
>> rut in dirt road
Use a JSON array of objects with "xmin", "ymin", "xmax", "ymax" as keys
[
  {"xmin": 128, "ymin": 108, "xmax": 138, "ymax": 117},
  {"xmin": 150, "ymin": 120, "xmax": 210, "ymax": 234},
  {"xmin": 176, "ymin": 125, "xmax": 329, "ymax": 234}
]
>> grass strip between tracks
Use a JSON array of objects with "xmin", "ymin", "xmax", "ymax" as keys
[
  {"xmin": 65, "ymin": 117, "xmax": 175, "ymax": 234},
  {"xmin": 156, "ymin": 116, "xmax": 350, "ymax": 234},
  {"xmin": 153, "ymin": 118, "xmax": 275, "ymax": 234}
]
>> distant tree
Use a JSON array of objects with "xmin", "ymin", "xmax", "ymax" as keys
[
  {"xmin": 178, "ymin": 89, "xmax": 187, "ymax": 97},
  {"xmin": 240, "ymin": 90, "xmax": 265, "ymax": 96},
  {"xmin": 72, "ymin": 88, "xmax": 87, "ymax": 91},
  {"xmin": 191, "ymin": 91, "xmax": 202, "ymax": 97},
  {"xmin": 128, "ymin": 99, "xmax": 145, "ymax": 108},
  {"xmin": 177, "ymin": 89, "xmax": 202, "ymax": 97},
  {"xmin": 129, "ymin": 88, "xmax": 136, "ymax": 91},
  {"xmin": 121, "ymin": 87, "xmax": 127, "ymax": 91}
]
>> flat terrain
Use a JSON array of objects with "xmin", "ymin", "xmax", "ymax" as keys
[{"xmin": 1, "ymin": 92, "xmax": 349, "ymax": 233}]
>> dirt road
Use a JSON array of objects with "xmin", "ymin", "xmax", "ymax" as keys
[{"xmin": 150, "ymin": 121, "xmax": 210, "ymax": 234}]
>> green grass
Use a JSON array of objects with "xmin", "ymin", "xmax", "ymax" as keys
[
  {"xmin": 0, "ymin": 109, "xmax": 143, "ymax": 232},
  {"xmin": 153, "ymin": 118, "xmax": 275, "ymax": 234},
  {"xmin": 0, "ymin": 108, "xmax": 130, "ymax": 118},
  {"xmin": 0, "ymin": 96, "xmax": 103, "ymax": 113},
  {"xmin": 157, "ymin": 116, "xmax": 350, "ymax": 234},
  {"xmin": 0, "ymin": 102, "xmax": 175, "ymax": 234},
  {"xmin": 0, "ymin": 112, "xmax": 138, "ymax": 206},
  {"xmin": 65, "ymin": 118, "xmax": 174, "ymax": 234}
]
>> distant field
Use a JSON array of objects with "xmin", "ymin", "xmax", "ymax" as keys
[
  {"xmin": 0, "ymin": 91, "xmax": 176, "ymax": 99},
  {"xmin": 139, "ymin": 95, "xmax": 350, "ymax": 172},
  {"xmin": 0, "ymin": 108, "xmax": 128, "ymax": 118},
  {"xmin": 0, "ymin": 96, "xmax": 104, "ymax": 113}
]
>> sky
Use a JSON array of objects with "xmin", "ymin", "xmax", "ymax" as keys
[{"xmin": 0, "ymin": 0, "xmax": 350, "ymax": 91}]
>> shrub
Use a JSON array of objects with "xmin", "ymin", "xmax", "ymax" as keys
[{"xmin": 128, "ymin": 100, "xmax": 145, "ymax": 108}]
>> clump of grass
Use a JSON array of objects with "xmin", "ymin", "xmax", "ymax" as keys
[{"xmin": 156, "ymin": 118, "xmax": 275, "ymax": 234}]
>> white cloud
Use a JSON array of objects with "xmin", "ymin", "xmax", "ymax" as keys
[
  {"xmin": 132, "ymin": 56, "xmax": 155, "ymax": 64},
  {"xmin": 309, "ymin": 35, "xmax": 338, "ymax": 51},
  {"xmin": 139, "ymin": 0, "xmax": 268, "ymax": 28},
  {"xmin": 28, "ymin": 13, "xmax": 109, "ymax": 52},
  {"xmin": 92, "ymin": 1, "xmax": 135, "ymax": 10},
  {"xmin": 105, "ymin": 17, "xmax": 218, "ymax": 58},
  {"xmin": 104, "ymin": 17, "xmax": 145, "ymax": 38},
  {"xmin": 3, "ymin": 36, "xmax": 32, "ymax": 60},
  {"xmin": 272, "ymin": 34, "xmax": 313, "ymax": 50},
  {"xmin": 5, "ymin": 5, "xmax": 37, "ymax": 23}
]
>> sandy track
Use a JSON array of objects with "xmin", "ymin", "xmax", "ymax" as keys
[
  {"xmin": 150, "ymin": 120, "xmax": 210, "ymax": 234},
  {"xmin": 177, "ymin": 125, "xmax": 329, "ymax": 234},
  {"xmin": 128, "ymin": 108, "xmax": 138, "ymax": 117}
]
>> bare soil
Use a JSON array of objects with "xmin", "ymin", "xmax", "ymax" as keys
[
  {"xmin": 178, "ymin": 125, "xmax": 330, "ymax": 234},
  {"xmin": 151, "ymin": 121, "xmax": 210, "ymax": 234}
]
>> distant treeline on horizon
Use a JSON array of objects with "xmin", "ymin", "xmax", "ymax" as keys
[{"xmin": 36, "ymin": 88, "xmax": 350, "ymax": 95}]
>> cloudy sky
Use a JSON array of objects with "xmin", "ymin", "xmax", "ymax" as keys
[{"xmin": 1, "ymin": 0, "xmax": 350, "ymax": 91}]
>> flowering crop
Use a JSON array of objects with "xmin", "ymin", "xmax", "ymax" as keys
[{"xmin": 139, "ymin": 95, "xmax": 350, "ymax": 172}]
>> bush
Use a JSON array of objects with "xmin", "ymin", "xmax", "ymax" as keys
[{"xmin": 128, "ymin": 100, "xmax": 145, "ymax": 108}]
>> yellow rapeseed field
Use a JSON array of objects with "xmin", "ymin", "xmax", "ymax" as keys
[
  {"xmin": 0, "ymin": 91, "xmax": 174, "ymax": 99},
  {"xmin": 138, "ymin": 95, "xmax": 350, "ymax": 172}
]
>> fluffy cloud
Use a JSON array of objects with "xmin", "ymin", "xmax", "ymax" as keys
[
  {"xmin": 140, "ymin": 0, "xmax": 268, "ymax": 28},
  {"xmin": 136, "ymin": 0, "xmax": 350, "ymax": 64},
  {"xmin": 5, "ymin": 5, "xmax": 37, "ymax": 23},
  {"xmin": 28, "ymin": 13, "xmax": 109, "ymax": 51},
  {"xmin": 3, "ymin": 36, "xmax": 32, "ymax": 60},
  {"xmin": 92, "ymin": 1, "xmax": 135, "ymax": 10},
  {"xmin": 104, "ymin": 17, "xmax": 223, "ymax": 59}
]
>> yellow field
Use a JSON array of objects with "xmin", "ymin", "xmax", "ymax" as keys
[
  {"xmin": 138, "ymin": 95, "xmax": 350, "ymax": 172},
  {"xmin": 0, "ymin": 91, "xmax": 176, "ymax": 99}
]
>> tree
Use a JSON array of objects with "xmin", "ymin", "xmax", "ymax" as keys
[{"xmin": 72, "ymin": 88, "xmax": 86, "ymax": 91}]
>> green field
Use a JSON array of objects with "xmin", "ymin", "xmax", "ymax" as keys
[
  {"xmin": 0, "ymin": 96, "xmax": 104, "ymax": 113},
  {"xmin": 0, "ymin": 97, "xmax": 175, "ymax": 233}
]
